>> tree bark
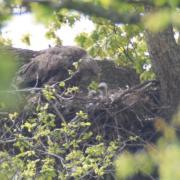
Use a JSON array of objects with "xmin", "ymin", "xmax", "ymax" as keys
[{"xmin": 145, "ymin": 7, "xmax": 180, "ymax": 118}]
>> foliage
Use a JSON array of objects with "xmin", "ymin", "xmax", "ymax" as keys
[
  {"xmin": 45, "ymin": 9, "xmax": 80, "ymax": 45},
  {"xmin": 0, "ymin": 86, "xmax": 118, "ymax": 179},
  {"xmin": 115, "ymin": 117, "xmax": 180, "ymax": 180},
  {"xmin": 32, "ymin": 1, "xmax": 157, "ymax": 80},
  {"xmin": 0, "ymin": 0, "xmax": 180, "ymax": 180},
  {"xmin": 0, "ymin": 49, "xmax": 20, "ymax": 109},
  {"xmin": 0, "ymin": 1, "xmax": 12, "ymax": 28},
  {"xmin": 75, "ymin": 22, "xmax": 155, "ymax": 80},
  {"xmin": 21, "ymin": 33, "xmax": 31, "ymax": 46},
  {"xmin": 0, "ymin": 36, "xmax": 11, "ymax": 46}
]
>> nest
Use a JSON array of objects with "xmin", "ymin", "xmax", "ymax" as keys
[
  {"xmin": 0, "ymin": 46, "xmax": 161, "ymax": 152},
  {"xmin": 0, "ymin": 46, "xmax": 165, "ymax": 179},
  {"xmin": 7, "ymin": 79, "xmax": 160, "ymax": 153}
]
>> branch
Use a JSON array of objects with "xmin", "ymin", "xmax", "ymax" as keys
[
  {"xmin": 21, "ymin": 0, "xmax": 180, "ymax": 24},
  {"xmin": 0, "ymin": 87, "xmax": 42, "ymax": 93},
  {"xmin": 125, "ymin": 0, "xmax": 154, "ymax": 6},
  {"xmin": 22, "ymin": 0, "xmax": 47, "ymax": 2},
  {"xmin": 60, "ymin": 0, "xmax": 141, "ymax": 24},
  {"xmin": 126, "ymin": 0, "xmax": 180, "ymax": 7},
  {"xmin": 22, "ymin": 0, "xmax": 141, "ymax": 24},
  {"xmin": 0, "ymin": 137, "xmax": 33, "ymax": 144}
]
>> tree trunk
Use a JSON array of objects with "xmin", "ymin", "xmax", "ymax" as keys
[{"xmin": 145, "ymin": 7, "xmax": 180, "ymax": 119}]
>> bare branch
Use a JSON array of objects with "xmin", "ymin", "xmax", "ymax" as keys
[{"xmin": 0, "ymin": 137, "xmax": 33, "ymax": 144}]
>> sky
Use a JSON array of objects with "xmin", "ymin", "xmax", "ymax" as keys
[{"xmin": 1, "ymin": 13, "xmax": 94, "ymax": 50}]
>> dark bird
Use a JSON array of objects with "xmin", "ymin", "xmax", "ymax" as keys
[
  {"xmin": 15, "ymin": 46, "xmax": 87, "ymax": 88},
  {"xmin": 15, "ymin": 46, "xmax": 100, "ymax": 90},
  {"xmin": 65, "ymin": 55, "xmax": 100, "ymax": 89}
]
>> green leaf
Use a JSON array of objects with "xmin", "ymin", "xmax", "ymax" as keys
[
  {"xmin": 31, "ymin": 3, "xmax": 54, "ymax": 25},
  {"xmin": 144, "ymin": 9, "xmax": 171, "ymax": 32}
]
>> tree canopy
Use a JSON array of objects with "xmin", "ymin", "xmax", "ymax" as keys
[{"xmin": 0, "ymin": 0, "xmax": 180, "ymax": 180}]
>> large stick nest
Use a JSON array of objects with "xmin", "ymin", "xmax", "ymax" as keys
[
  {"xmin": 22, "ymin": 80, "xmax": 161, "ymax": 150},
  {"xmin": 1, "ymin": 46, "xmax": 162, "ymax": 152}
]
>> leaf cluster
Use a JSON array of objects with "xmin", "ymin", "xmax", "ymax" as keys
[{"xmin": 0, "ymin": 86, "xmax": 119, "ymax": 179}]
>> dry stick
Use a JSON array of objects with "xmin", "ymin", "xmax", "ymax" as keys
[
  {"xmin": 36, "ymin": 149, "xmax": 66, "ymax": 169},
  {"xmin": 0, "ymin": 87, "xmax": 42, "ymax": 93},
  {"xmin": 0, "ymin": 137, "xmax": 33, "ymax": 144},
  {"xmin": 48, "ymin": 100, "xmax": 66, "ymax": 123}
]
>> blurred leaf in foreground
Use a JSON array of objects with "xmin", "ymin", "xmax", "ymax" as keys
[{"xmin": 0, "ymin": 48, "xmax": 21, "ymax": 109}]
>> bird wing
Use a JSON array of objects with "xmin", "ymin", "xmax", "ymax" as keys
[{"xmin": 15, "ymin": 46, "xmax": 87, "ymax": 87}]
